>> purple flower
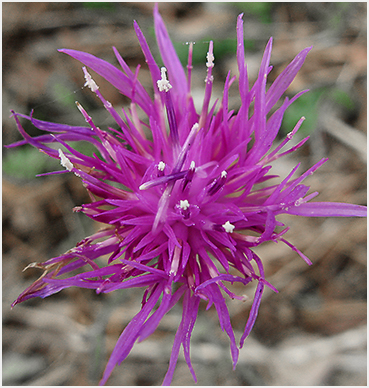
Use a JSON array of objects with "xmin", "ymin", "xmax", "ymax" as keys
[{"xmin": 7, "ymin": 5, "xmax": 366, "ymax": 385}]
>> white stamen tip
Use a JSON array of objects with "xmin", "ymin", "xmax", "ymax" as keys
[
  {"xmin": 179, "ymin": 200, "xmax": 190, "ymax": 210},
  {"xmin": 82, "ymin": 67, "xmax": 99, "ymax": 92},
  {"xmin": 205, "ymin": 75, "xmax": 214, "ymax": 83},
  {"xmin": 222, "ymin": 221, "xmax": 235, "ymax": 233},
  {"xmin": 294, "ymin": 198, "xmax": 304, "ymax": 207},
  {"xmin": 58, "ymin": 149, "xmax": 73, "ymax": 172},
  {"xmin": 158, "ymin": 161, "xmax": 166, "ymax": 171},
  {"xmin": 221, "ymin": 170, "xmax": 227, "ymax": 178},
  {"xmin": 190, "ymin": 161, "xmax": 196, "ymax": 170},
  {"xmin": 206, "ymin": 51, "xmax": 215, "ymax": 68},
  {"xmin": 157, "ymin": 67, "xmax": 172, "ymax": 92}
]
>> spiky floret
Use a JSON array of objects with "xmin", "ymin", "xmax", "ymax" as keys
[{"xmin": 7, "ymin": 5, "xmax": 366, "ymax": 385}]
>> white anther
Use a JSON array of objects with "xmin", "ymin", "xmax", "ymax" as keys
[
  {"xmin": 294, "ymin": 198, "xmax": 304, "ymax": 207},
  {"xmin": 206, "ymin": 51, "xmax": 215, "ymax": 68},
  {"xmin": 82, "ymin": 67, "xmax": 99, "ymax": 92},
  {"xmin": 190, "ymin": 161, "xmax": 195, "ymax": 170},
  {"xmin": 221, "ymin": 170, "xmax": 227, "ymax": 178},
  {"xmin": 58, "ymin": 149, "xmax": 73, "ymax": 172},
  {"xmin": 158, "ymin": 161, "xmax": 166, "ymax": 171},
  {"xmin": 205, "ymin": 75, "xmax": 214, "ymax": 83},
  {"xmin": 179, "ymin": 200, "xmax": 190, "ymax": 210},
  {"xmin": 222, "ymin": 221, "xmax": 235, "ymax": 233},
  {"xmin": 157, "ymin": 67, "xmax": 172, "ymax": 92}
]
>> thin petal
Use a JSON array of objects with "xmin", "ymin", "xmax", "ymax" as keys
[
  {"xmin": 99, "ymin": 284, "xmax": 163, "ymax": 385},
  {"xmin": 266, "ymin": 46, "xmax": 312, "ymax": 111},
  {"xmin": 59, "ymin": 49, "xmax": 153, "ymax": 115},
  {"xmin": 153, "ymin": 4, "xmax": 187, "ymax": 99},
  {"xmin": 286, "ymin": 201, "xmax": 367, "ymax": 217}
]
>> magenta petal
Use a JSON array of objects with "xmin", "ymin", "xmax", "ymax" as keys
[
  {"xmin": 138, "ymin": 280, "xmax": 177, "ymax": 342},
  {"xmin": 285, "ymin": 201, "xmax": 367, "ymax": 217},
  {"xmin": 266, "ymin": 46, "xmax": 312, "ymax": 111},
  {"xmin": 99, "ymin": 284, "xmax": 163, "ymax": 385},
  {"xmin": 240, "ymin": 281, "xmax": 264, "ymax": 348},
  {"xmin": 59, "ymin": 49, "xmax": 153, "ymax": 115},
  {"xmin": 153, "ymin": 4, "xmax": 187, "ymax": 99},
  {"xmin": 162, "ymin": 289, "xmax": 200, "ymax": 385}
]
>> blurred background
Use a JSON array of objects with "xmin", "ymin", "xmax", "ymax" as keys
[{"xmin": 2, "ymin": 2, "xmax": 367, "ymax": 385}]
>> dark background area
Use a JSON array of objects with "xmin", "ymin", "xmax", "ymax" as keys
[{"xmin": 3, "ymin": 2, "xmax": 367, "ymax": 385}]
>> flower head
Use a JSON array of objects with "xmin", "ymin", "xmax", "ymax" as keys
[{"xmin": 7, "ymin": 5, "xmax": 366, "ymax": 385}]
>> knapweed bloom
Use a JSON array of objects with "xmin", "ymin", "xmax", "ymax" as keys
[{"xmin": 8, "ymin": 6, "xmax": 366, "ymax": 385}]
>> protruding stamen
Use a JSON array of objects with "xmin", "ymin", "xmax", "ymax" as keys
[
  {"xmin": 59, "ymin": 149, "xmax": 73, "ymax": 171},
  {"xmin": 182, "ymin": 161, "xmax": 196, "ymax": 191},
  {"xmin": 206, "ymin": 51, "xmax": 215, "ymax": 68},
  {"xmin": 178, "ymin": 199, "xmax": 190, "ymax": 219},
  {"xmin": 222, "ymin": 221, "xmax": 235, "ymax": 233},
  {"xmin": 205, "ymin": 43, "xmax": 215, "ymax": 83},
  {"xmin": 186, "ymin": 42, "xmax": 194, "ymax": 92},
  {"xmin": 139, "ymin": 170, "xmax": 187, "ymax": 191},
  {"xmin": 173, "ymin": 123, "xmax": 199, "ymax": 174},
  {"xmin": 82, "ymin": 67, "xmax": 99, "ymax": 92},
  {"xmin": 58, "ymin": 149, "xmax": 80, "ymax": 177},
  {"xmin": 157, "ymin": 67, "xmax": 178, "ymax": 148},
  {"xmin": 157, "ymin": 67, "xmax": 172, "ymax": 92},
  {"xmin": 294, "ymin": 198, "xmax": 304, "ymax": 207},
  {"xmin": 76, "ymin": 101, "xmax": 94, "ymax": 126},
  {"xmin": 179, "ymin": 200, "xmax": 190, "ymax": 210},
  {"xmin": 157, "ymin": 161, "xmax": 166, "ymax": 177},
  {"xmin": 207, "ymin": 170, "xmax": 227, "ymax": 196},
  {"xmin": 166, "ymin": 93, "xmax": 179, "ymax": 148},
  {"xmin": 200, "ymin": 41, "xmax": 214, "ymax": 128},
  {"xmin": 153, "ymin": 123, "xmax": 200, "ymax": 232},
  {"xmin": 169, "ymin": 245, "xmax": 181, "ymax": 276},
  {"xmin": 205, "ymin": 74, "xmax": 214, "ymax": 83},
  {"xmin": 158, "ymin": 161, "xmax": 166, "ymax": 171}
]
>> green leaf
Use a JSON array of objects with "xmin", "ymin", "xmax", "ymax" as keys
[
  {"xmin": 282, "ymin": 89, "xmax": 325, "ymax": 136},
  {"xmin": 228, "ymin": 2, "xmax": 273, "ymax": 23},
  {"xmin": 282, "ymin": 87, "xmax": 356, "ymax": 136},
  {"xmin": 3, "ymin": 147, "xmax": 59, "ymax": 180},
  {"xmin": 83, "ymin": 2, "xmax": 115, "ymax": 11}
]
